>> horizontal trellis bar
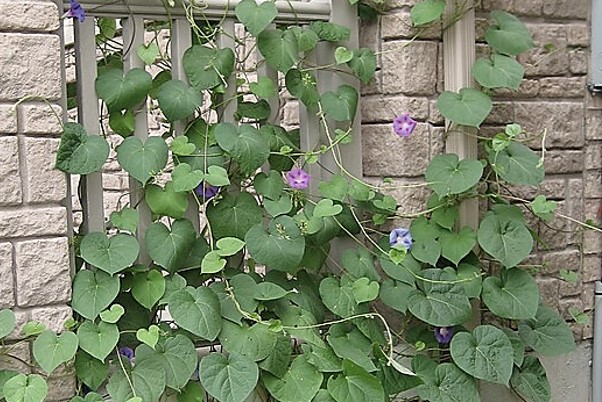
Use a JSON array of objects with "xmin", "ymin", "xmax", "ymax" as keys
[{"xmin": 64, "ymin": 0, "xmax": 331, "ymax": 21}]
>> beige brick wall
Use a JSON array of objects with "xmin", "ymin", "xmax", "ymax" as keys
[{"xmin": 0, "ymin": 0, "xmax": 74, "ymax": 399}]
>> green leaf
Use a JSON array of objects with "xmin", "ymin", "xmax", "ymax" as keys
[
  {"xmin": 450, "ymin": 325, "xmax": 514, "ymax": 385},
  {"xmin": 250, "ymin": 76, "xmax": 276, "ymax": 99},
  {"xmin": 259, "ymin": 333, "xmax": 292, "ymax": 377},
  {"xmin": 72, "ymin": 270, "xmax": 120, "ymax": 321},
  {"xmin": 3, "ymin": 374, "xmax": 47, "ymax": 402},
  {"xmin": 172, "ymin": 163, "xmax": 204, "ymax": 193},
  {"xmin": 411, "ymin": 238, "xmax": 441, "ymax": 266},
  {"xmin": 201, "ymin": 251, "xmax": 226, "ymax": 274},
  {"xmin": 436, "ymin": 88, "xmax": 493, "ymax": 127},
  {"xmin": 110, "ymin": 208, "xmax": 139, "ymax": 234},
  {"xmin": 277, "ymin": 306, "xmax": 324, "ymax": 347},
  {"xmin": 314, "ymin": 199, "xmax": 343, "ymax": 218},
  {"xmin": 335, "ymin": 46, "xmax": 353, "ymax": 64},
  {"xmin": 183, "ymin": 46, "xmax": 235, "ymax": 91},
  {"xmin": 285, "ymin": 69, "xmax": 319, "ymax": 111},
  {"xmin": 502, "ymin": 328, "xmax": 526, "ymax": 367},
  {"xmin": 309, "ymin": 21, "xmax": 350, "ymax": 42},
  {"xmin": 95, "ymin": 68, "xmax": 152, "ymax": 112},
  {"xmin": 235, "ymin": 100, "xmax": 271, "ymax": 121},
  {"xmin": 205, "ymin": 165, "xmax": 230, "ymax": 186},
  {"xmin": 200, "ymin": 352, "xmax": 259, "ymax": 402},
  {"xmin": 245, "ymin": 216, "xmax": 305, "ymax": 273},
  {"xmin": 416, "ymin": 363, "xmax": 480, "ymax": 402},
  {"xmin": 146, "ymin": 219, "xmax": 196, "ymax": 272},
  {"xmin": 56, "ymin": 123, "xmax": 109, "ymax": 175},
  {"xmin": 157, "ymin": 80, "xmax": 203, "ymax": 122},
  {"xmin": 169, "ymin": 287, "xmax": 221, "ymax": 341},
  {"xmin": 21, "ymin": 322, "xmax": 46, "ymax": 338},
  {"xmin": 379, "ymin": 279, "xmax": 414, "ymax": 313},
  {"xmin": 117, "ymin": 136, "xmax": 168, "ymax": 184},
  {"xmin": 473, "ymin": 55, "xmax": 524, "ymax": 89},
  {"xmin": 531, "ymin": 195, "xmax": 557, "ymax": 222},
  {"xmin": 439, "ymin": 227, "xmax": 477, "ymax": 266},
  {"xmin": 178, "ymin": 382, "xmax": 206, "ymax": 402},
  {"xmin": 485, "ymin": 10, "xmax": 535, "ymax": 56},
  {"xmin": 302, "ymin": 344, "xmax": 342, "ymax": 373},
  {"xmin": 518, "ymin": 305, "xmax": 576, "ymax": 356},
  {"xmin": 292, "ymin": 26, "xmax": 319, "ymax": 52},
  {"xmin": 0, "ymin": 309, "xmax": 16, "ymax": 339},
  {"xmin": 320, "ymin": 85, "xmax": 358, "ymax": 122},
  {"xmin": 170, "ymin": 136, "xmax": 196, "ymax": 156},
  {"xmin": 347, "ymin": 48, "xmax": 377, "ymax": 84},
  {"xmin": 32, "ymin": 330, "xmax": 78, "ymax": 374},
  {"xmin": 136, "ymin": 335, "xmax": 198, "ymax": 391},
  {"xmin": 319, "ymin": 174, "xmax": 349, "ymax": 202},
  {"xmin": 132, "ymin": 270, "xmax": 166, "ymax": 309},
  {"xmin": 510, "ymin": 356, "xmax": 551, "ymax": 402},
  {"xmin": 263, "ymin": 356, "xmax": 323, "ymax": 402},
  {"xmin": 215, "ymin": 237, "xmax": 245, "ymax": 257},
  {"xmin": 351, "ymin": 278, "xmax": 379, "ymax": 303},
  {"xmin": 76, "ymin": 321, "xmax": 119, "ymax": 362},
  {"xmin": 80, "ymin": 232, "xmax": 139, "ymax": 275},
  {"xmin": 327, "ymin": 325, "xmax": 376, "ymax": 373},
  {"xmin": 254, "ymin": 171, "xmax": 284, "ymax": 200},
  {"xmin": 342, "ymin": 248, "xmax": 380, "ymax": 282},
  {"xmin": 428, "ymin": 195, "xmax": 459, "ymax": 230},
  {"xmin": 425, "ymin": 154, "xmax": 483, "ymax": 197},
  {"xmin": 214, "ymin": 123, "xmax": 270, "ymax": 175},
  {"xmin": 482, "ymin": 268, "xmax": 539, "ymax": 319},
  {"xmin": 254, "ymin": 282, "xmax": 290, "ymax": 300},
  {"xmin": 457, "ymin": 263, "xmax": 482, "ymax": 299},
  {"xmin": 136, "ymin": 42, "xmax": 159, "ymax": 65},
  {"xmin": 320, "ymin": 277, "xmax": 360, "ymax": 318},
  {"xmin": 100, "ymin": 304, "xmax": 124, "ymax": 323},
  {"xmin": 327, "ymin": 359, "xmax": 385, "ymax": 402},
  {"xmin": 478, "ymin": 213, "xmax": 533, "ymax": 268},
  {"xmin": 380, "ymin": 255, "xmax": 419, "ymax": 284},
  {"xmin": 107, "ymin": 357, "xmax": 166, "ymax": 402},
  {"xmin": 257, "ymin": 29, "xmax": 299, "ymax": 72},
  {"xmin": 207, "ymin": 192, "xmax": 263, "ymax": 239},
  {"xmin": 74, "ymin": 352, "xmax": 109, "ymax": 391},
  {"xmin": 220, "ymin": 322, "xmax": 277, "ymax": 361},
  {"xmin": 408, "ymin": 269, "xmax": 472, "ymax": 326},
  {"xmin": 145, "ymin": 182, "xmax": 189, "ymax": 219},
  {"xmin": 488, "ymin": 141, "xmax": 544, "ymax": 186},
  {"xmin": 411, "ymin": 0, "xmax": 446, "ymax": 25},
  {"xmin": 235, "ymin": 0, "xmax": 277, "ymax": 36}
]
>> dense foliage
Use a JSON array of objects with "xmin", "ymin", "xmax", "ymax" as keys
[{"xmin": 0, "ymin": 1, "xmax": 585, "ymax": 402}]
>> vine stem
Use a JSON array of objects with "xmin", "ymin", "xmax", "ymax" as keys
[
  {"xmin": 115, "ymin": 347, "xmax": 137, "ymax": 398},
  {"xmin": 14, "ymin": 96, "xmax": 64, "ymax": 128}
]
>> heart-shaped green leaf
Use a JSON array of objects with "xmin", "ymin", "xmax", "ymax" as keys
[
  {"xmin": 348, "ymin": 48, "xmax": 377, "ymax": 84},
  {"xmin": 80, "ymin": 232, "xmax": 139, "ymax": 275},
  {"xmin": 77, "ymin": 321, "xmax": 119, "ymax": 362},
  {"xmin": 3, "ymin": 374, "xmax": 48, "ymax": 402},
  {"xmin": 169, "ymin": 287, "xmax": 221, "ymax": 341},
  {"xmin": 518, "ymin": 305, "xmax": 576, "ymax": 356},
  {"xmin": 285, "ymin": 69, "xmax": 319, "ymax": 112},
  {"xmin": 32, "ymin": 330, "xmax": 78, "ymax": 374},
  {"xmin": 145, "ymin": 182, "xmax": 189, "ymax": 219},
  {"xmin": 264, "ymin": 194, "xmax": 293, "ymax": 217},
  {"xmin": 205, "ymin": 165, "xmax": 230, "ymax": 186},
  {"xmin": 253, "ymin": 282, "xmax": 290, "ymax": 301},
  {"xmin": 109, "ymin": 109, "xmax": 135, "ymax": 138},
  {"xmin": 319, "ymin": 277, "xmax": 360, "ymax": 318},
  {"xmin": 263, "ymin": 356, "xmax": 323, "ymax": 402},
  {"xmin": 335, "ymin": 46, "xmax": 353, "ymax": 64},
  {"xmin": 245, "ymin": 216, "xmax": 305, "ymax": 273},
  {"xmin": 170, "ymin": 136, "xmax": 196, "ymax": 156},
  {"xmin": 342, "ymin": 248, "xmax": 380, "ymax": 282},
  {"xmin": 250, "ymin": 76, "xmax": 276, "ymax": 99},
  {"xmin": 136, "ymin": 325, "xmax": 160, "ymax": 349},
  {"xmin": 416, "ymin": 363, "xmax": 480, "ymax": 402},
  {"xmin": 200, "ymin": 352, "xmax": 259, "ymax": 402},
  {"xmin": 473, "ymin": 54, "xmax": 524, "ymax": 89},
  {"xmin": 99, "ymin": 304, "xmax": 125, "ymax": 324},
  {"xmin": 95, "ymin": 68, "xmax": 152, "ymax": 112},
  {"xmin": 56, "ymin": 123, "xmax": 110, "ymax": 175},
  {"xmin": 157, "ymin": 80, "xmax": 203, "ymax": 122},
  {"xmin": 485, "ymin": 10, "xmax": 535, "ymax": 56},
  {"xmin": 450, "ymin": 325, "xmax": 514, "ymax": 385},
  {"xmin": 254, "ymin": 171, "xmax": 284, "ymax": 200},
  {"xmin": 235, "ymin": 0, "xmax": 277, "ymax": 36},
  {"xmin": 201, "ymin": 250, "xmax": 227, "ymax": 274},
  {"xmin": 439, "ymin": 227, "xmax": 477, "ymax": 266},
  {"xmin": 0, "ymin": 309, "xmax": 16, "ymax": 339},
  {"xmin": 327, "ymin": 325, "xmax": 375, "ymax": 373},
  {"xmin": 214, "ymin": 123, "xmax": 270, "ymax": 175},
  {"xmin": 109, "ymin": 208, "xmax": 139, "ymax": 234},
  {"xmin": 411, "ymin": 238, "xmax": 441, "ymax": 266},
  {"xmin": 107, "ymin": 357, "xmax": 166, "ymax": 402},
  {"xmin": 320, "ymin": 85, "xmax": 358, "ymax": 122},
  {"xmin": 136, "ymin": 42, "xmax": 159, "ymax": 65},
  {"xmin": 145, "ymin": 219, "xmax": 196, "ymax": 271},
  {"xmin": 411, "ymin": 0, "xmax": 446, "ymax": 25},
  {"xmin": 327, "ymin": 359, "xmax": 385, "ymax": 402},
  {"xmin": 183, "ymin": 46, "xmax": 235, "ymax": 91},
  {"xmin": 257, "ymin": 29, "xmax": 299, "ymax": 72},
  {"xmin": 487, "ymin": 141, "xmax": 544, "ymax": 186},
  {"xmin": 379, "ymin": 279, "xmax": 414, "ymax": 313},
  {"xmin": 313, "ymin": 199, "xmax": 343, "ymax": 218},
  {"xmin": 510, "ymin": 356, "xmax": 551, "ymax": 402},
  {"xmin": 219, "ymin": 321, "xmax": 277, "ymax": 362},
  {"xmin": 207, "ymin": 192, "xmax": 263, "ymax": 239},
  {"xmin": 117, "ymin": 136, "xmax": 168, "ymax": 183},
  {"xmin": 482, "ymin": 268, "xmax": 539, "ymax": 320},
  {"xmin": 478, "ymin": 213, "xmax": 533, "ymax": 268},
  {"xmin": 74, "ymin": 351, "xmax": 109, "ymax": 391},
  {"xmin": 172, "ymin": 163, "xmax": 204, "ymax": 193},
  {"xmin": 351, "ymin": 278, "xmax": 380, "ymax": 303},
  {"xmin": 437, "ymin": 88, "xmax": 493, "ymax": 127},
  {"xmin": 72, "ymin": 270, "xmax": 120, "ymax": 321},
  {"xmin": 309, "ymin": 21, "xmax": 350, "ymax": 42},
  {"xmin": 425, "ymin": 154, "xmax": 483, "ymax": 197},
  {"xmin": 132, "ymin": 270, "xmax": 166, "ymax": 309}
]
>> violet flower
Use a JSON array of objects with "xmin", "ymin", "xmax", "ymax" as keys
[
  {"xmin": 63, "ymin": 0, "xmax": 86, "ymax": 23},
  {"xmin": 118, "ymin": 346, "xmax": 134, "ymax": 362},
  {"xmin": 195, "ymin": 182, "xmax": 220, "ymax": 201},
  {"xmin": 393, "ymin": 113, "xmax": 417, "ymax": 138},
  {"xmin": 286, "ymin": 168, "xmax": 310, "ymax": 190},
  {"xmin": 389, "ymin": 228, "xmax": 413, "ymax": 251},
  {"xmin": 434, "ymin": 327, "xmax": 454, "ymax": 344}
]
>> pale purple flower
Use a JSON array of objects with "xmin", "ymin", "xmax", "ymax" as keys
[
  {"xmin": 389, "ymin": 228, "xmax": 413, "ymax": 251},
  {"xmin": 118, "ymin": 346, "xmax": 134, "ymax": 362},
  {"xmin": 286, "ymin": 168, "xmax": 310, "ymax": 190},
  {"xmin": 434, "ymin": 327, "xmax": 454, "ymax": 344},
  {"xmin": 393, "ymin": 113, "xmax": 417, "ymax": 138},
  {"xmin": 195, "ymin": 182, "xmax": 219, "ymax": 200},
  {"xmin": 63, "ymin": 0, "xmax": 85, "ymax": 22}
]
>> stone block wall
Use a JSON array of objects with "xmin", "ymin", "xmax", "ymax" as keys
[{"xmin": 0, "ymin": 0, "xmax": 74, "ymax": 399}]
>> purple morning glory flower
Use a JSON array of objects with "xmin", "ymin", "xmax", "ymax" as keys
[
  {"xmin": 434, "ymin": 327, "xmax": 454, "ymax": 344},
  {"xmin": 195, "ymin": 182, "xmax": 220, "ymax": 201},
  {"xmin": 118, "ymin": 346, "xmax": 134, "ymax": 362},
  {"xmin": 286, "ymin": 168, "xmax": 310, "ymax": 190},
  {"xmin": 389, "ymin": 228, "xmax": 413, "ymax": 251},
  {"xmin": 393, "ymin": 113, "xmax": 417, "ymax": 138},
  {"xmin": 63, "ymin": 0, "xmax": 86, "ymax": 22}
]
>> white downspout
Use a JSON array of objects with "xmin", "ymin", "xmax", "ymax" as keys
[{"xmin": 593, "ymin": 281, "xmax": 602, "ymax": 401}]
